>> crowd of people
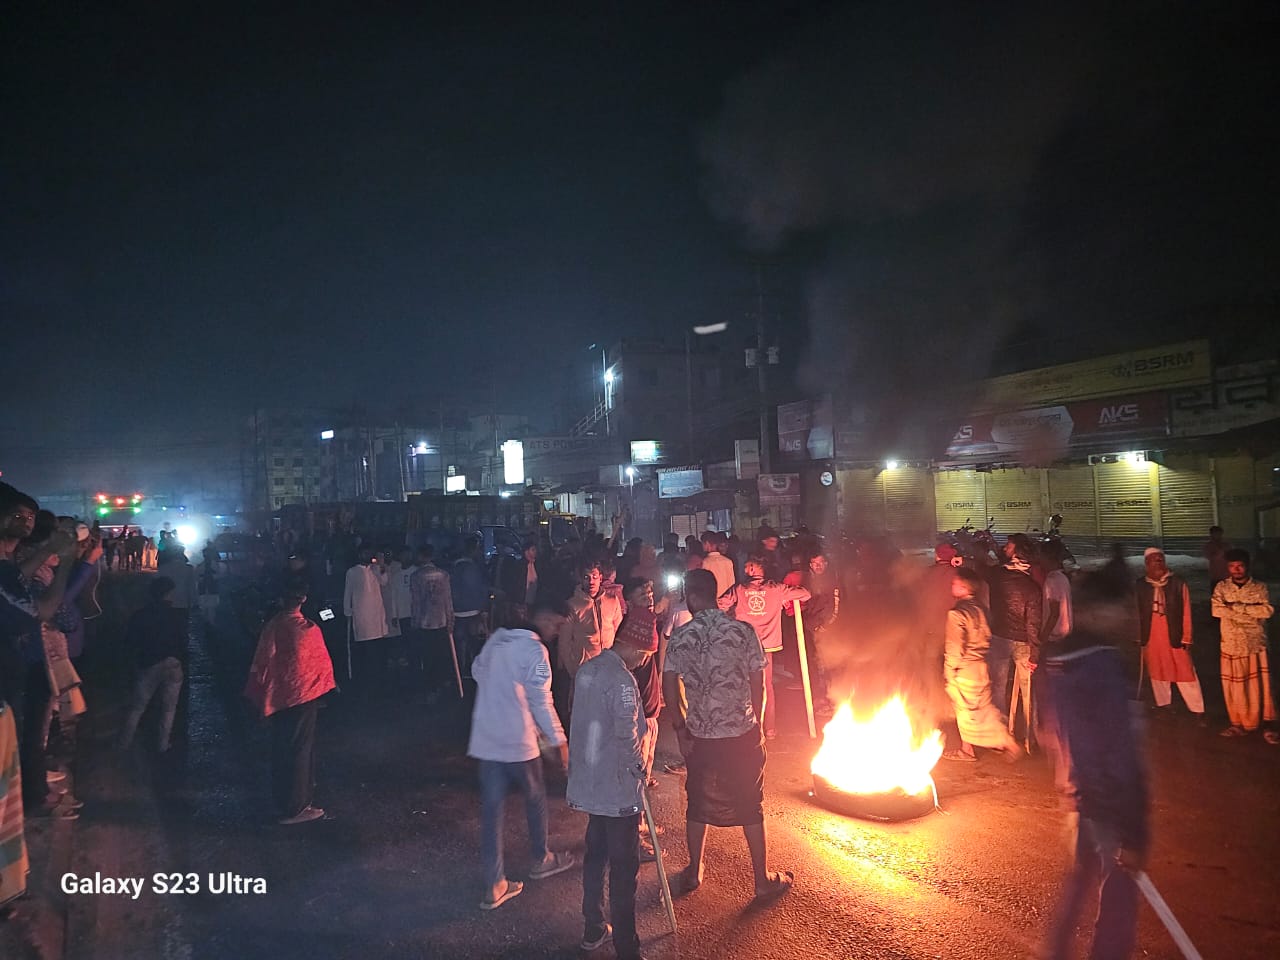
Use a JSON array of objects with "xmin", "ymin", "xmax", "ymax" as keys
[{"xmin": 4, "ymin": 474, "xmax": 1276, "ymax": 960}]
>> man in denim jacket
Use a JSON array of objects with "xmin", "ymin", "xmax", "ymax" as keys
[{"xmin": 566, "ymin": 624, "xmax": 647, "ymax": 958}]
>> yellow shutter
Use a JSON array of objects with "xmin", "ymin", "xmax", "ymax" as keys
[
  {"xmin": 935, "ymin": 469, "xmax": 987, "ymax": 533},
  {"xmin": 837, "ymin": 469, "xmax": 882, "ymax": 534},
  {"xmin": 1157, "ymin": 455, "xmax": 1216, "ymax": 539},
  {"xmin": 883, "ymin": 467, "xmax": 935, "ymax": 540},
  {"xmin": 984, "ymin": 468, "xmax": 1044, "ymax": 536},
  {"xmin": 1095, "ymin": 461, "xmax": 1157, "ymax": 540},
  {"xmin": 1214, "ymin": 454, "xmax": 1258, "ymax": 540},
  {"xmin": 1046, "ymin": 465, "xmax": 1099, "ymax": 541}
]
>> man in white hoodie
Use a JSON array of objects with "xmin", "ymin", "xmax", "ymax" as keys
[{"xmin": 468, "ymin": 614, "xmax": 576, "ymax": 910}]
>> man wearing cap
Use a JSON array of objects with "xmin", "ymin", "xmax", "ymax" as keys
[
  {"xmin": 1211, "ymin": 549, "xmax": 1276, "ymax": 739},
  {"xmin": 567, "ymin": 584, "xmax": 650, "ymax": 958},
  {"xmin": 1136, "ymin": 547, "xmax": 1205, "ymax": 721}
]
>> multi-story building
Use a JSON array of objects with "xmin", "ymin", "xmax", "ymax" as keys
[{"xmin": 242, "ymin": 409, "xmax": 329, "ymax": 511}]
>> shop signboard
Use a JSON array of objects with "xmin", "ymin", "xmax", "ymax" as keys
[
  {"xmin": 757, "ymin": 473, "xmax": 802, "ymax": 507},
  {"xmin": 946, "ymin": 392, "xmax": 1168, "ymax": 459},
  {"xmin": 735, "ymin": 439, "xmax": 760, "ymax": 479},
  {"xmin": 658, "ymin": 466, "xmax": 705, "ymax": 499},
  {"xmin": 1170, "ymin": 372, "xmax": 1279, "ymax": 437},
  {"xmin": 978, "ymin": 339, "xmax": 1210, "ymax": 410},
  {"xmin": 778, "ymin": 397, "xmax": 834, "ymax": 461}
]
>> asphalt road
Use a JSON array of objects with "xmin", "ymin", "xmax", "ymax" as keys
[{"xmin": 48, "ymin": 568, "xmax": 1280, "ymax": 960}]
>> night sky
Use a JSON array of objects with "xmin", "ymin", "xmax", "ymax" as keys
[{"xmin": 3, "ymin": 2, "xmax": 1278, "ymax": 493}]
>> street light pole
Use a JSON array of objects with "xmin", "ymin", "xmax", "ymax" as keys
[{"xmin": 755, "ymin": 268, "xmax": 772, "ymax": 476}]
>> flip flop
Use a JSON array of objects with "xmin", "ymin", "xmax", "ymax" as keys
[
  {"xmin": 675, "ymin": 867, "xmax": 703, "ymax": 896},
  {"xmin": 752, "ymin": 870, "xmax": 794, "ymax": 904},
  {"xmin": 479, "ymin": 879, "xmax": 524, "ymax": 910},
  {"xmin": 942, "ymin": 750, "xmax": 977, "ymax": 762},
  {"xmin": 529, "ymin": 851, "xmax": 576, "ymax": 880}
]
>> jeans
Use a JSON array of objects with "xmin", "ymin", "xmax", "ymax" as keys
[
  {"xmin": 119, "ymin": 657, "xmax": 184, "ymax": 751},
  {"xmin": 271, "ymin": 700, "xmax": 319, "ymax": 818},
  {"xmin": 583, "ymin": 812, "xmax": 641, "ymax": 959},
  {"xmin": 762, "ymin": 650, "xmax": 777, "ymax": 735},
  {"xmin": 455, "ymin": 615, "xmax": 485, "ymax": 674},
  {"xmin": 19, "ymin": 659, "xmax": 52, "ymax": 808},
  {"xmin": 1045, "ymin": 815, "xmax": 1139, "ymax": 960},
  {"xmin": 478, "ymin": 758, "xmax": 548, "ymax": 890},
  {"xmin": 987, "ymin": 635, "xmax": 1013, "ymax": 719}
]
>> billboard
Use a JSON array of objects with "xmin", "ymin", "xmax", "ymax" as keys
[
  {"xmin": 757, "ymin": 473, "xmax": 802, "ymax": 507},
  {"xmin": 658, "ymin": 467, "xmax": 705, "ymax": 499},
  {"xmin": 778, "ymin": 397, "xmax": 834, "ymax": 461},
  {"xmin": 946, "ymin": 392, "xmax": 1168, "ymax": 460},
  {"xmin": 979, "ymin": 340, "xmax": 1210, "ymax": 410}
]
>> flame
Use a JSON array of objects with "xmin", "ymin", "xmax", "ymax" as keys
[{"xmin": 810, "ymin": 696, "xmax": 943, "ymax": 796}]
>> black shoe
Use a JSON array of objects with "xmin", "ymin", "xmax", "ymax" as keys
[{"xmin": 580, "ymin": 923, "xmax": 612, "ymax": 952}]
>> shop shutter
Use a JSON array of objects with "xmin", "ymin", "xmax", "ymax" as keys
[
  {"xmin": 1157, "ymin": 455, "xmax": 1215, "ymax": 539},
  {"xmin": 883, "ymin": 467, "xmax": 935, "ymax": 543},
  {"xmin": 934, "ymin": 469, "xmax": 986, "ymax": 534},
  {"xmin": 1046, "ymin": 465, "xmax": 1099, "ymax": 542},
  {"xmin": 1213, "ymin": 454, "xmax": 1258, "ymax": 541},
  {"xmin": 837, "ymin": 469, "xmax": 882, "ymax": 534},
  {"xmin": 984, "ymin": 468, "xmax": 1044, "ymax": 537},
  {"xmin": 1095, "ymin": 460, "xmax": 1157, "ymax": 540}
]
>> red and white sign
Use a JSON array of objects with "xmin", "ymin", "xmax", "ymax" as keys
[{"xmin": 946, "ymin": 392, "xmax": 1168, "ymax": 459}]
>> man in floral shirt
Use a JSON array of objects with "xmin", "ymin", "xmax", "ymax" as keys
[
  {"xmin": 1211, "ymin": 549, "xmax": 1276, "ymax": 740},
  {"xmin": 662, "ymin": 569, "xmax": 793, "ymax": 904}
]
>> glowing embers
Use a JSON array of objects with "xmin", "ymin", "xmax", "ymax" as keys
[{"xmin": 810, "ymin": 696, "xmax": 943, "ymax": 821}]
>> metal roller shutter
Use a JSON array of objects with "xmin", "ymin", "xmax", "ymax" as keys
[
  {"xmin": 837, "ymin": 469, "xmax": 882, "ymax": 535},
  {"xmin": 1157, "ymin": 455, "xmax": 1215, "ymax": 538},
  {"xmin": 1095, "ymin": 461, "xmax": 1157, "ymax": 540},
  {"xmin": 1046, "ymin": 465, "xmax": 1099, "ymax": 541},
  {"xmin": 934, "ymin": 469, "xmax": 986, "ymax": 534},
  {"xmin": 1213, "ymin": 455, "xmax": 1259, "ymax": 541},
  {"xmin": 883, "ymin": 467, "xmax": 935, "ymax": 542},
  {"xmin": 984, "ymin": 468, "xmax": 1044, "ymax": 537}
]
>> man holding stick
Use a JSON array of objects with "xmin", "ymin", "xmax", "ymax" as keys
[
  {"xmin": 567, "ymin": 607, "xmax": 650, "ymax": 958},
  {"xmin": 664, "ymin": 569, "xmax": 793, "ymax": 902}
]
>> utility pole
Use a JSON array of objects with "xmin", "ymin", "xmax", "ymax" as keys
[{"xmin": 755, "ymin": 267, "xmax": 772, "ymax": 475}]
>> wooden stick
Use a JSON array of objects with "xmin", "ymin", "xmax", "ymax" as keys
[
  {"xmin": 1135, "ymin": 651, "xmax": 1145, "ymax": 702},
  {"xmin": 447, "ymin": 628, "xmax": 464, "ymax": 699},
  {"xmin": 1133, "ymin": 871, "xmax": 1205, "ymax": 960},
  {"xmin": 793, "ymin": 603, "xmax": 816, "ymax": 739},
  {"xmin": 346, "ymin": 616, "xmax": 354, "ymax": 681},
  {"xmin": 642, "ymin": 785, "xmax": 677, "ymax": 936}
]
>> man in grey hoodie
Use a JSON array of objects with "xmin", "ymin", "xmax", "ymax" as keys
[{"xmin": 566, "ymin": 621, "xmax": 648, "ymax": 958}]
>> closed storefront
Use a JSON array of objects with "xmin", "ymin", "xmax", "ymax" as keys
[
  {"xmin": 1157, "ymin": 454, "xmax": 1216, "ymax": 539},
  {"xmin": 984, "ymin": 468, "xmax": 1043, "ymax": 535},
  {"xmin": 1214, "ymin": 454, "xmax": 1260, "ymax": 540},
  {"xmin": 882, "ymin": 466, "xmax": 935, "ymax": 541},
  {"xmin": 837, "ymin": 469, "xmax": 882, "ymax": 535},
  {"xmin": 1046, "ymin": 465, "xmax": 1099, "ymax": 539},
  {"xmin": 1095, "ymin": 460, "xmax": 1157, "ymax": 540},
  {"xmin": 935, "ymin": 469, "xmax": 986, "ymax": 533}
]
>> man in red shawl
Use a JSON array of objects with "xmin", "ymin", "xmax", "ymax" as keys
[
  {"xmin": 246, "ymin": 583, "xmax": 336, "ymax": 825},
  {"xmin": 1135, "ymin": 547, "xmax": 1205, "ymax": 722}
]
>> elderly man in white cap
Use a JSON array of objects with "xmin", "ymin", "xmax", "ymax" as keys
[{"xmin": 1135, "ymin": 547, "xmax": 1205, "ymax": 722}]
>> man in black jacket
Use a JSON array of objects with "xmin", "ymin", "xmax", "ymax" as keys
[{"xmin": 987, "ymin": 540, "xmax": 1043, "ymax": 729}]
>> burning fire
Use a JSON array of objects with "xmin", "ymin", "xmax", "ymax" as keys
[{"xmin": 810, "ymin": 696, "xmax": 943, "ymax": 797}]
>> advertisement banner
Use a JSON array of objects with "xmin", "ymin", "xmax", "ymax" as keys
[
  {"xmin": 947, "ymin": 393, "xmax": 1168, "ymax": 460},
  {"xmin": 735, "ymin": 439, "xmax": 761, "ymax": 480},
  {"xmin": 757, "ymin": 473, "xmax": 802, "ymax": 507},
  {"xmin": 979, "ymin": 340, "xmax": 1210, "ymax": 410},
  {"xmin": 658, "ymin": 467, "xmax": 705, "ymax": 499},
  {"xmin": 778, "ymin": 397, "xmax": 834, "ymax": 461},
  {"xmin": 1170, "ymin": 373, "xmax": 1280, "ymax": 437}
]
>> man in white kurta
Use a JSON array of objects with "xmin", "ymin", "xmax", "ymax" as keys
[{"xmin": 343, "ymin": 553, "xmax": 389, "ymax": 679}]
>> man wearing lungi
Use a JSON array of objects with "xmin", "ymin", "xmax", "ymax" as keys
[
  {"xmin": 1211, "ymin": 549, "xmax": 1276, "ymax": 740},
  {"xmin": 663, "ymin": 569, "xmax": 793, "ymax": 903},
  {"xmin": 1135, "ymin": 548, "xmax": 1205, "ymax": 721}
]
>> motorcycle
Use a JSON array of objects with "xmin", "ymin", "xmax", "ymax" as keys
[
  {"xmin": 1031, "ymin": 513, "xmax": 1078, "ymax": 571},
  {"xmin": 946, "ymin": 517, "xmax": 1000, "ymax": 566}
]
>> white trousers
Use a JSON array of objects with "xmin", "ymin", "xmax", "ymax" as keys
[{"xmin": 1151, "ymin": 678, "xmax": 1204, "ymax": 713}]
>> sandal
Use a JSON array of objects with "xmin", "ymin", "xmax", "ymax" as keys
[
  {"xmin": 1219, "ymin": 726, "xmax": 1246, "ymax": 738},
  {"xmin": 675, "ymin": 866, "xmax": 703, "ymax": 896},
  {"xmin": 942, "ymin": 749, "xmax": 977, "ymax": 762},
  {"xmin": 1264, "ymin": 730, "xmax": 1280, "ymax": 745},
  {"xmin": 479, "ymin": 878, "xmax": 524, "ymax": 910},
  {"xmin": 752, "ymin": 870, "xmax": 794, "ymax": 904},
  {"xmin": 529, "ymin": 850, "xmax": 576, "ymax": 880}
]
